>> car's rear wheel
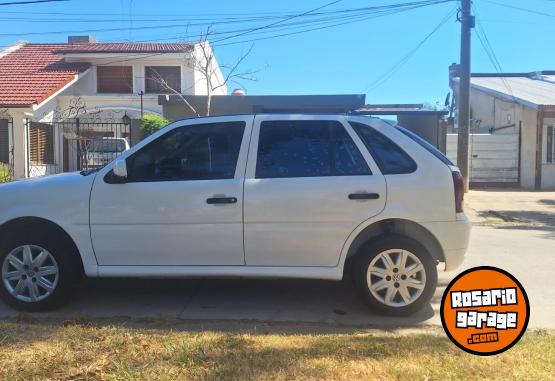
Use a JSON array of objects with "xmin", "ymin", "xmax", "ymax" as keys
[
  {"xmin": 352, "ymin": 235, "xmax": 437, "ymax": 316},
  {"xmin": 0, "ymin": 227, "xmax": 81, "ymax": 311}
]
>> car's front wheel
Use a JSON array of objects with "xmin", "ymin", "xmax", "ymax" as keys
[
  {"xmin": 352, "ymin": 235, "xmax": 437, "ymax": 316},
  {"xmin": 0, "ymin": 226, "xmax": 81, "ymax": 311}
]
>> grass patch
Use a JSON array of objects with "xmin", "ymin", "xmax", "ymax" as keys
[{"xmin": 0, "ymin": 322, "xmax": 553, "ymax": 380}]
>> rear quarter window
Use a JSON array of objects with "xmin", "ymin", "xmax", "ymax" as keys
[
  {"xmin": 350, "ymin": 122, "xmax": 417, "ymax": 175},
  {"xmin": 395, "ymin": 125, "xmax": 454, "ymax": 166}
]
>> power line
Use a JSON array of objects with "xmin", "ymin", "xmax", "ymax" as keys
[
  {"xmin": 84, "ymin": 0, "xmax": 455, "ymax": 66},
  {"xmin": 0, "ymin": 0, "xmax": 68, "ymax": 5},
  {"xmin": 472, "ymin": 4, "xmax": 516, "ymax": 99},
  {"xmin": 109, "ymin": 2, "xmax": 449, "ymax": 44},
  {"xmin": 211, "ymin": 0, "xmax": 345, "ymax": 44},
  {"xmin": 362, "ymin": 7, "xmax": 457, "ymax": 93},
  {"xmin": 0, "ymin": 1, "xmax": 455, "ymax": 63},
  {"xmin": 0, "ymin": 0, "xmax": 454, "ymax": 38},
  {"xmin": 213, "ymin": 4, "xmax": 438, "ymax": 47},
  {"xmin": 482, "ymin": 0, "xmax": 555, "ymax": 19}
]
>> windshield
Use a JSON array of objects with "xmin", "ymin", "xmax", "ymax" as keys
[
  {"xmin": 88, "ymin": 139, "xmax": 126, "ymax": 153},
  {"xmin": 395, "ymin": 125, "xmax": 454, "ymax": 166}
]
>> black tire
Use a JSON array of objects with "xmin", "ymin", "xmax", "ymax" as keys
[
  {"xmin": 0, "ymin": 224, "xmax": 82, "ymax": 312},
  {"xmin": 352, "ymin": 234, "xmax": 437, "ymax": 316}
]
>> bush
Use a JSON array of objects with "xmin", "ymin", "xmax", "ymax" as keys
[{"xmin": 140, "ymin": 114, "xmax": 169, "ymax": 138}]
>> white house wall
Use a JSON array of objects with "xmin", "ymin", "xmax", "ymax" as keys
[
  {"xmin": 521, "ymin": 106, "xmax": 539, "ymax": 189},
  {"xmin": 63, "ymin": 49, "xmax": 221, "ymax": 96},
  {"xmin": 469, "ymin": 87, "xmax": 539, "ymax": 189},
  {"xmin": 192, "ymin": 44, "xmax": 228, "ymax": 96},
  {"xmin": 7, "ymin": 110, "xmax": 27, "ymax": 179}
]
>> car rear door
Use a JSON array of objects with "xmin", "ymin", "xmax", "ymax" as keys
[{"xmin": 243, "ymin": 115, "xmax": 386, "ymax": 267}]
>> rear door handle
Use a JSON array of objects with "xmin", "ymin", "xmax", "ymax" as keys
[
  {"xmin": 206, "ymin": 197, "xmax": 238, "ymax": 205},
  {"xmin": 348, "ymin": 193, "xmax": 380, "ymax": 200}
]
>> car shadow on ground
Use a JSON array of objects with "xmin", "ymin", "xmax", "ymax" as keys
[
  {"xmin": 477, "ymin": 210, "xmax": 555, "ymax": 228},
  {"xmin": 0, "ymin": 278, "xmax": 437, "ymax": 334}
]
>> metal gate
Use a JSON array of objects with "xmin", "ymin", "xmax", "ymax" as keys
[
  {"xmin": 57, "ymin": 119, "xmax": 131, "ymax": 172},
  {"xmin": 0, "ymin": 116, "xmax": 14, "ymax": 183},
  {"xmin": 447, "ymin": 131, "xmax": 521, "ymax": 187}
]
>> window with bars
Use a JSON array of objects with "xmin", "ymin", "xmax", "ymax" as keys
[
  {"xmin": 29, "ymin": 123, "xmax": 54, "ymax": 165},
  {"xmin": 97, "ymin": 66, "xmax": 133, "ymax": 93},
  {"xmin": 548, "ymin": 125, "xmax": 555, "ymax": 164},
  {"xmin": 145, "ymin": 66, "xmax": 181, "ymax": 93},
  {"xmin": 0, "ymin": 119, "xmax": 8, "ymax": 164}
]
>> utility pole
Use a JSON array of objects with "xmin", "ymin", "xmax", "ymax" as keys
[{"xmin": 457, "ymin": 0, "xmax": 474, "ymax": 192}]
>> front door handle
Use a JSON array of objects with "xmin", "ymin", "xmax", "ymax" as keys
[
  {"xmin": 207, "ymin": 197, "xmax": 238, "ymax": 205},
  {"xmin": 348, "ymin": 193, "xmax": 380, "ymax": 200}
]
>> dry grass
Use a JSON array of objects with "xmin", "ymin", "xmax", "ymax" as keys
[{"xmin": 0, "ymin": 322, "xmax": 553, "ymax": 380}]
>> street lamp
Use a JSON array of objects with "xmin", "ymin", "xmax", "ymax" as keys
[{"xmin": 122, "ymin": 112, "xmax": 131, "ymax": 126}]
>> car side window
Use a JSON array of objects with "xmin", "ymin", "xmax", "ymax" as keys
[
  {"xmin": 126, "ymin": 122, "xmax": 245, "ymax": 182},
  {"xmin": 350, "ymin": 121, "xmax": 417, "ymax": 175},
  {"xmin": 256, "ymin": 120, "xmax": 371, "ymax": 179}
]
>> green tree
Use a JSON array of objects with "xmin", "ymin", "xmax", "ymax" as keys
[{"xmin": 140, "ymin": 114, "xmax": 169, "ymax": 139}]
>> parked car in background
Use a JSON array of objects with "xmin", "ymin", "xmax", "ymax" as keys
[
  {"xmin": 84, "ymin": 137, "xmax": 130, "ymax": 169},
  {"xmin": 0, "ymin": 115, "xmax": 470, "ymax": 316}
]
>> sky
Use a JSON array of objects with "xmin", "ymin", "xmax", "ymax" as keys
[{"xmin": 0, "ymin": 0, "xmax": 554, "ymax": 105}]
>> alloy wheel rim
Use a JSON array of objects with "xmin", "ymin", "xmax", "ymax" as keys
[
  {"xmin": 366, "ymin": 249, "xmax": 426, "ymax": 308},
  {"xmin": 2, "ymin": 245, "xmax": 59, "ymax": 303}
]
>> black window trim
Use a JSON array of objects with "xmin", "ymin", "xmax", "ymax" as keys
[
  {"xmin": 350, "ymin": 121, "xmax": 418, "ymax": 175},
  {"xmin": 104, "ymin": 121, "xmax": 246, "ymax": 184},
  {"xmin": 254, "ymin": 120, "xmax": 372, "ymax": 179},
  {"xmin": 395, "ymin": 125, "xmax": 454, "ymax": 166}
]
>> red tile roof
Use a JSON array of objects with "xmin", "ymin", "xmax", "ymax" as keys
[
  {"xmin": 0, "ymin": 44, "xmax": 90, "ymax": 107},
  {"xmin": 0, "ymin": 42, "xmax": 192, "ymax": 107},
  {"xmin": 57, "ymin": 43, "xmax": 192, "ymax": 53}
]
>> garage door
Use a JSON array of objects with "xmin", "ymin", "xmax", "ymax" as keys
[{"xmin": 447, "ymin": 133, "xmax": 520, "ymax": 186}]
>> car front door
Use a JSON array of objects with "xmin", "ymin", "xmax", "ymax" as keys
[
  {"xmin": 89, "ymin": 116, "xmax": 253, "ymax": 266},
  {"xmin": 243, "ymin": 115, "xmax": 387, "ymax": 267}
]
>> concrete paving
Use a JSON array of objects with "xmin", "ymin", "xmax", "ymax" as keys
[
  {"xmin": 1, "ymin": 190, "xmax": 554, "ymax": 330},
  {"xmin": 1, "ymin": 225, "xmax": 553, "ymax": 330}
]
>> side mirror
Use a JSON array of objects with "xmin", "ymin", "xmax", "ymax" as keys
[{"xmin": 113, "ymin": 159, "xmax": 128, "ymax": 181}]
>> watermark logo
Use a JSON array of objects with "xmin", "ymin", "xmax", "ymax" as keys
[{"xmin": 440, "ymin": 267, "xmax": 529, "ymax": 356}]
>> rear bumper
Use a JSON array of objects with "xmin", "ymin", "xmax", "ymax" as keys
[{"xmin": 421, "ymin": 214, "xmax": 472, "ymax": 272}]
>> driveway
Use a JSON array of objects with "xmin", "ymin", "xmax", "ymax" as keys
[{"xmin": 1, "ymin": 190, "xmax": 554, "ymax": 330}]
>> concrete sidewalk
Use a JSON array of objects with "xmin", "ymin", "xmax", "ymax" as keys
[{"xmin": 1, "ymin": 225, "xmax": 553, "ymax": 330}]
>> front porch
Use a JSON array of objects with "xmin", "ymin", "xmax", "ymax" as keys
[{"xmin": 0, "ymin": 104, "xmax": 154, "ymax": 180}]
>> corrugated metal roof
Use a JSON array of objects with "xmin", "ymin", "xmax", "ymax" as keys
[{"xmin": 470, "ymin": 76, "xmax": 555, "ymax": 107}]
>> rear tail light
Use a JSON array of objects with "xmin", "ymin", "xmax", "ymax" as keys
[{"xmin": 452, "ymin": 171, "xmax": 464, "ymax": 213}]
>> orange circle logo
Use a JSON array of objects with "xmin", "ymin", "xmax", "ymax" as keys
[{"xmin": 440, "ymin": 267, "xmax": 529, "ymax": 356}]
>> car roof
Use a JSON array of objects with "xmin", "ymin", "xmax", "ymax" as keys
[{"xmin": 171, "ymin": 114, "xmax": 382, "ymax": 124}]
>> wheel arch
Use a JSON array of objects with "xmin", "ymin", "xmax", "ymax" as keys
[
  {"xmin": 344, "ymin": 218, "xmax": 445, "ymax": 271},
  {"xmin": 0, "ymin": 217, "xmax": 85, "ymax": 276}
]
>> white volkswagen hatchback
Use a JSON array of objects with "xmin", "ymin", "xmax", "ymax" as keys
[{"xmin": 0, "ymin": 115, "xmax": 471, "ymax": 316}]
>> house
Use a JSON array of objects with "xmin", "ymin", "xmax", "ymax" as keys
[
  {"xmin": 450, "ymin": 69, "xmax": 555, "ymax": 190},
  {"xmin": 350, "ymin": 104, "xmax": 449, "ymax": 153},
  {"xmin": 159, "ymin": 95, "xmax": 449, "ymax": 151},
  {"xmin": 158, "ymin": 93, "xmax": 367, "ymax": 120},
  {"xmin": 0, "ymin": 36, "xmax": 226, "ymax": 179}
]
